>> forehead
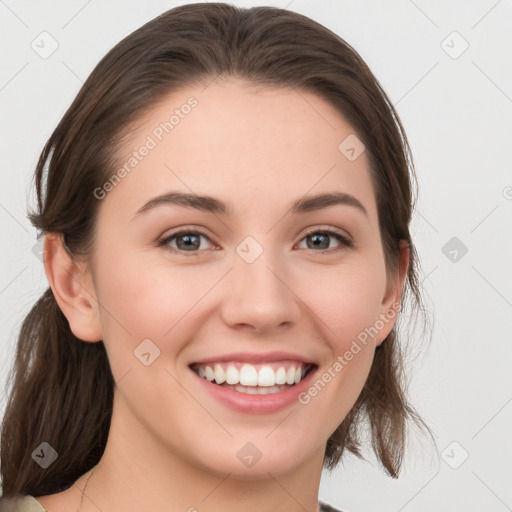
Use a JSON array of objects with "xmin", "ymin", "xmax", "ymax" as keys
[{"xmin": 102, "ymin": 77, "xmax": 378, "ymax": 224}]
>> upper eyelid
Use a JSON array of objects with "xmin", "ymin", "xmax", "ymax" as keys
[
  {"xmin": 302, "ymin": 226, "xmax": 352, "ymax": 240},
  {"xmin": 159, "ymin": 226, "xmax": 352, "ymax": 248},
  {"xmin": 159, "ymin": 227, "xmax": 216, "ymax": 244}
]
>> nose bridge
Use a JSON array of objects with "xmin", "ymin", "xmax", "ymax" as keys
[{"xmin": 221, "ymin": 233, "xmax": 300, "ymax": 331}]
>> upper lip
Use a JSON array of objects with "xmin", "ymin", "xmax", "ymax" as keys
[{"xmin": 190, "ymin": 351, "xmax": 316, "ymax": 366}]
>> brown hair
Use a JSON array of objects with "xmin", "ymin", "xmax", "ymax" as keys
[{"xmin": 0, "ymin": 2, "xmax": 434, "ymax": 498}]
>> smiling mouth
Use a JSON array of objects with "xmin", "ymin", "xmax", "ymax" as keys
[{"xmin": 190, "ymin": 361, "xmax": 315, "ymax": 395}]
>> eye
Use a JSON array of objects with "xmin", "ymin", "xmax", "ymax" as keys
[
  {"xmin": 157, "ymin": 227, "xmax": 353, "ymax": 256},
  {"xmin": 296, "ymin": 228, "xmax": 353, "ymax": 253},
  {"xmin": 158, "ymin": 229, "xmax": 214, "ymax": 255}
]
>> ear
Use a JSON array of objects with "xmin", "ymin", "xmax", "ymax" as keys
[
  {"xmin": 43, "ymin": 233, "xmax": 103, "ymax": 342},
  {"xmin": 375, "ymin": 239, "xmax": 410, "ymax": 347}
]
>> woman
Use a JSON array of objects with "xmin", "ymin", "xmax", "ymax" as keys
[{"xmin": 0, "ymin": 3, "xmax": 433, "ymax": 511}]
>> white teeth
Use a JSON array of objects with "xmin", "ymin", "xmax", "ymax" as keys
[
  {"xmin": 194, "ymin": 362, "xmax": 311, "ymax": 389},
  {"xmin": 214, "ymin": 364, "xmax": 225, "ymax": 384},
  {"xmin": 205, "ymin": 366, "xmax": 215, "ymax": 382},
  {"xmin": 230, "ymin": 383, "xmax": 291, "ymax": 394},
  {"xmin": 286, "ymin": 367, "xmax": 296, "ymax": 385},
  {"xmin": 257, "ymin": 366, "xmax": 275, "ymax": 387},
  {"xmin": 275, "ymin": 367, "xmax": 287, "ymax": 385},
  {"xmin": 239, "ymin": 364, "xmax": 258, "ymax": 386},
  {"xmin": 225, "ymin": 366, "xmax": 239, "ymax": 385}
]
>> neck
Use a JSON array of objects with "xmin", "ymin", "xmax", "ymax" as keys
[{"xmin": 78, "ymin": 392, "xmax": 325, "ymax": 512}]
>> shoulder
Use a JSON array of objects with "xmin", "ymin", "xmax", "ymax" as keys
[
  {"xmin": 319, "ymin": 500, "xmax": 344, "ymax": 512},
  {"xmin": 0, "ymin": 495, "xmax": 47, "ymax": 512},
  {"xmin": 0, "ymin": 495, "xmax": 343, "ymax": 512},
  {"xmin": 0, "ymin": 495, "xmax": 342, "ymax": 512}
]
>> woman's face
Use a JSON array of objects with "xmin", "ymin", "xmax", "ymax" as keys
[{"xmin": 76, "ymin": 77, "xmax": 405, "ymax": 477}]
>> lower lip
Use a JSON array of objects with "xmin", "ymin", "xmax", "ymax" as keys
[{"xmin": 192, "ymin": 367, "xmax": 317, "ymax": 414}]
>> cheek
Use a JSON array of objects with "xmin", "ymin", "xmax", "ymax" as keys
[
  {"xmin": 299, "ymin": 258, "xmax": 387, "ymax": 349},
  {"xmin": 296, "ymin": 263, "xmax": 384, "ymax": 429},
  {"xmin": 94, "ymin": 233, "xmax": 387, "ymax": 368},
  {"xmin": 93, "ymin": 249, "xmax": 219, "ymax": 359}
]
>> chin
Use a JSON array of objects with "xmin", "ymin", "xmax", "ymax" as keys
[{"xmin": 185, "ymin": 434, "xmax": 321, "ymax": 479}]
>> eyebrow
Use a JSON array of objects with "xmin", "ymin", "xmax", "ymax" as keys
[{"xmin": 134, "ymin": 191, "xmax": 368, "ymax": 218}]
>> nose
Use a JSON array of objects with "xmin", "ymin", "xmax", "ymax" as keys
[{"xmin": 220, "ymin": 245, "xmax": 301, "ymax": 335}]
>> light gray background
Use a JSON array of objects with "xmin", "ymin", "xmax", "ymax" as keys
[{"xmin": 1, "ymin": 1, "xmax": 511, "ymax": 511}]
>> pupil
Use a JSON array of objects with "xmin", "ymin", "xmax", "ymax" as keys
[
  {"xmin": 309, "ymin": 233, "xmax": 328, "ymax": 249},
  {"xmin": 179, "ymin": 234, "xmax": 199, "ymax": 250}
]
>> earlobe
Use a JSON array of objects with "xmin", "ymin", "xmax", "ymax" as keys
[
  {"xmin": 43, "ymin": 233, "xmax": 103, "ymax": 342},
  {"xmin": 375, "ymin": 240, "xmax": 410, "ymax": 347}
]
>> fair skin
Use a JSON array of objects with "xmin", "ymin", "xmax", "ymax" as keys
[{"xmin": 39, "ymin": 77, "xmax": 408, "ymax": 512}]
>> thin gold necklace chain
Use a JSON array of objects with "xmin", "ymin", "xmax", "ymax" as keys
[{"xmin": 78, "ymin": 466, "xmax": 96, "ymax": 512}]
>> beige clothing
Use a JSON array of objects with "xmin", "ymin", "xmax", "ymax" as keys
[
  {"xmin": 0, "ymin": 495, "xmax": 46, "ymax": 511},
  {"xmin": 0, "ymin": 495, "xmax": 343, "ymax": 511}
]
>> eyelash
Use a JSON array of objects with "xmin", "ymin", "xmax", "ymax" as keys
[{"xmin": 157, "ymin": 226, "xmax": 353, "ymax": 256}]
